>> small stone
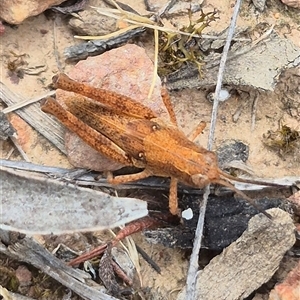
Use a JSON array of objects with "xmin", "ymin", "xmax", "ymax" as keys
[
  {"xmin": 145, "ymin": 0, "xmax": 203, "ymax": 15},
  {"xmin": 274, "ymin": 12, "xmax": 281, "ymax": 19},
  {"xmin": 0, "ymin": 0, "xmax": 65, "ymax": 24},
  {"xmin": 69, "ymin": 9, "xmax": 117, "ymax": 36},
  {"xmin": 15, "ymin": 265, "xmax": 32, "ymax": 287},
  {"xmin": 269, "ymin": 260, "xmax": 300, "ymax": 300},
  {"xmin": 281, "ymin": 0, "xmax": 300, "ymax": 8}
]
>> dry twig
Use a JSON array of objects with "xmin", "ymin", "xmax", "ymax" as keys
[{"xmin": 185, "ymin": 0, "xmax": 243, "ymax": 298}]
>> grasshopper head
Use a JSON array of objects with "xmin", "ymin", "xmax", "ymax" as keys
[{"xmin": 190, "ymin": 151, "xmax": 221, "ymax": 187}]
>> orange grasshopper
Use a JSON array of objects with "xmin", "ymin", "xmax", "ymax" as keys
[{"xmin": 41, "ymin": 73, "xmax": 281, "ymax": 218}]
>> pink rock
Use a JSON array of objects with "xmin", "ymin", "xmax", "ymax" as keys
[
  {"xmin": 15, "ymin": 265, "xmax": 32, "ymax": 286},
  {"xmin": 57, "ymin": 44, "xmax": 168, "ymax": 172},
  {"xmin": 0, "ymin": 0, "xmax": 66, "ymax": 24},
  {"xmin": 281, "ymin": 0, "xmax": 300, "ymax": 8},
  {"xmin": 269, "ymin": 260, "xmax": 300, "ymax": 300},
  {"xmin": 0, "ymin": 21, "xmax": 5, "ymax": 35}
]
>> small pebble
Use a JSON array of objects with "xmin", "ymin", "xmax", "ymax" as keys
[{"xmin": 182, "ymin": 208, "xmax": 193, "ymax": 220}]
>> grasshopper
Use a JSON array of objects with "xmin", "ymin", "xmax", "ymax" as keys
[{"xmin": 41, "ymin": 73, "xmax": 281, "ymax": 218}]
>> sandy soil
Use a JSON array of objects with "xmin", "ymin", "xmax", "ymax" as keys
[{"xmin": 0, "ymin": 0, "xmax": 299, "ymax": 299}]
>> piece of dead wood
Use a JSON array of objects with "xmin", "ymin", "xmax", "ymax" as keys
[
  {"xmin": 64, "ymin": 26, "xmax": 146, "ymax": 62},
  {"xmin": 177, "ymin": 208, "xmax": 296, "ymax": 300},
  {"xmin": 0, "ymin": 166, "xmax": 148, "ymax": 235},
  {"xmin": 0, "ymin": 286, "xmax": 35, "ymax": 300},
  {"xmin": 0, "ymin": 233, "xmax": 118, "ymax": 300},
  {"xmin": 0, "ymin": 81, "xmax": 65, "ymax": 153},
  {"xmin": 167, "ymin": 32, "xmax": 300, "ymax": 91}
]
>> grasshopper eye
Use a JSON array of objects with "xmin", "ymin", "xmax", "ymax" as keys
[{"xmin": 152, "ymin": 124, "xmax": 160, "ymax": 131}]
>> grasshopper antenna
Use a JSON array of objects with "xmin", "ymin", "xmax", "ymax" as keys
[
  {"xmin": 219, "ymin": 169, "xmax": 285, "ymax": 188},
  {"xmin": 215, "ymin": 178, "xmax": 273, "ymax": 219}
]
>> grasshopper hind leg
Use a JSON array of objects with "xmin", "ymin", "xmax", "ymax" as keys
[{"xmin": 107, "ymin": 169, "xmax": 153, "ymax": 185}]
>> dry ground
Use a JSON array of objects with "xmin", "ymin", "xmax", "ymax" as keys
[{"xmin": 0, "ymin": 0, "xmax": 299, "ymax": 299}]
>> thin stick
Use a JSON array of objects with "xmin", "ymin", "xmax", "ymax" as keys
[
  {"xmin": 5, "ymin": 148, "xmax": 15, "ymax": 159},
  {"xmin": 185, "ymin": 0, "xmax": 243, "ymax": 299},
  {"xmin": 2, "ymin": 91, "xmax": 55, "ymax": 114},
  {"xmin": 251, "ymin": 93, "xmax": 258, "ymax": 131},
  {"xmin": 53, "ymin": 17, "xmax": 63, "ymax": 72},
  {"xmin": 9, "ymin": 136, "xmax": 30, "ymax": 162}
]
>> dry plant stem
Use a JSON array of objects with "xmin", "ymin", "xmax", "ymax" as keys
[
  {"xmin": 9, "ymin": 136, "xmax": 30, "ymax": 162},
  {"xmin": 251, "ymin": 93, "xmax": 258, "ymax": 131},
  {"xmin": 185, "ymin": 0, "xmax": 243, "ymax": 299},
  {"xmin": 148, "ymin": 28, "xmax": 159, "ymax": 100},
  {"xmin": 79, "ymin": 4, "xmax": 250, "ymax": 42},
  {"xmin": 135, "ymin": 244, "xmax": 161, "ymax": 274},
  {"xmin": 68, "ymin": 217, "xmax": 162, "ymax": 266},
  {"xmin": 91, "ymin": 6, "xmax": 203, "ymax": 39},
  {"xmin": 53, "ymin": 17, "xmax": 63, "ymax": 72},
  {"xmin": 111, "ymin": 260, "xmax": 133, "ymax": 286},
  {"xmin": 2, "ymin": 91, "xmax": 55, "ymax": 114},
  {"xmin": 74, "ymin": 24, "xmax": 142, "ymax": 40},
  {"xmin": 5, "ymin": 147, "xmax": 15, "ymax": 159},
  {"xmin": 232, "ymin": 98, "xmax": 249, "ymax": 123},
  {"xmin": 1, "ymin": 88, "xmax": 54, "ymax": 161}
]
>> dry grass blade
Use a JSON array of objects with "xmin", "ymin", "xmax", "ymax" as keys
[
  {"xmin": 2, "ymin": 90, "xmax": 55, "ymax": 114},
  {"xmin": 85, "ymin": 5, "xmax": 215, "ymax": 100},
  {"xmin": 85, "ymin": 6, "xmax": 204, "ymax": 39},
  {"xmin": 148, "ymin": 27, "xmax": 159, "ymax": 99}
]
